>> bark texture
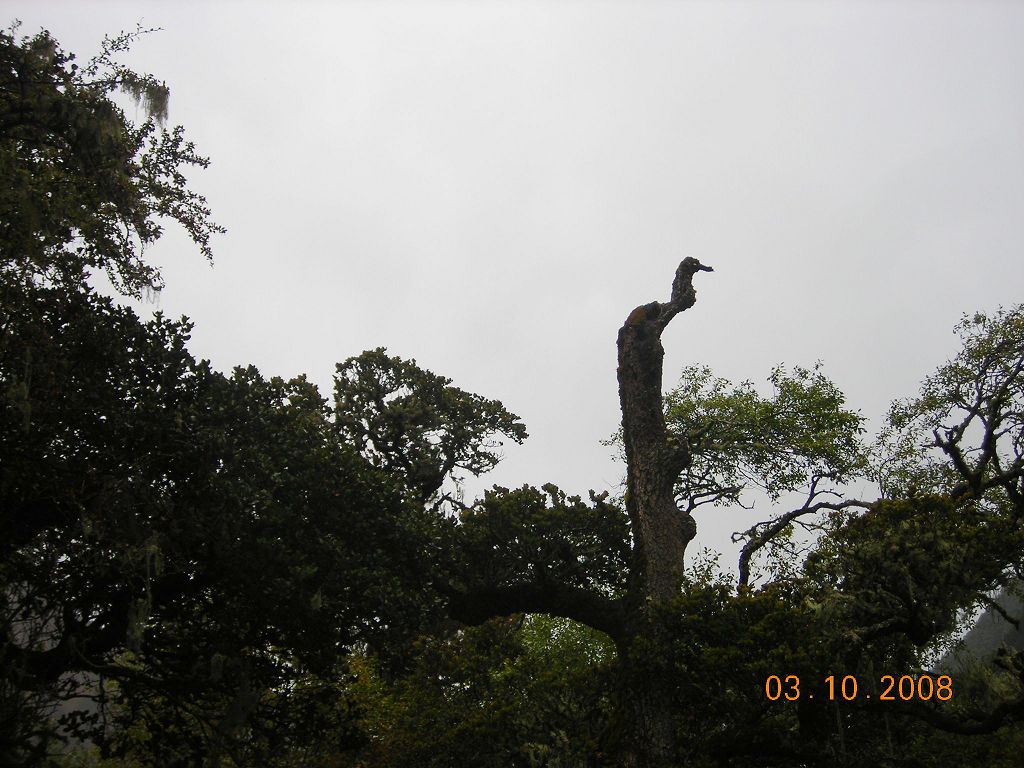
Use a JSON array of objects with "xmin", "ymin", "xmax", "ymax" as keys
[
  {"xmin": 617, "ymin": 257, "xmax": 712, "ymax": 604},
  {"xmin": 616, "ymin": 257, "xmax": 712, "ymax": 768}
]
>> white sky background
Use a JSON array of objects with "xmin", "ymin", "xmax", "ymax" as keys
[{"xmin": 10, "ymin": 0, "xmax": 1024, "ymax": 571}]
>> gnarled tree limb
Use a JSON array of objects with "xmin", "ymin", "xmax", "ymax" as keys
[
  {"xmin": 443, "ymin": 581, "xmax": 627, "ymax": 642},
  {"xmin": 617, "ymin": 257, "xmax": 712, "ymax": 604}
]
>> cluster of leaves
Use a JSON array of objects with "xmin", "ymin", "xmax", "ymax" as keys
[
  {"xmin": 0, "ymin": 22, "xmax": 223, "ymax": 297},
  {"xmin": 343, "ymin": 615, "xmax": 616, "ymax": 768},
  {"xmin": 0, "ymin": 280, "xmax": 439, "ymax": 764},
  {"xmin": 334, "ymin": 348, "xmax": 527, "ymax": 510},
  {"xmin": 652, "ymin": 577, "xmax": 828, "ymax": 765},
  {"xmin": 807, "ymin": 495, "xmax": 1024, "ymax": 648},
  {"xmin": 878, "ymin": 305, "xmax": 1024, "ymax": 513},
  {"xmin": 454, "ymin": 485, "xmax": 630, "ymax": 597},
  {"xmin": 663, "ymin": 364, "xmax": 867, "ymax": 513}
]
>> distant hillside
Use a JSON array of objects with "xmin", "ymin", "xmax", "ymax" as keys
[{"xmin": 942, "ymin": 585, "xmax": 1024, "ymax": 670}]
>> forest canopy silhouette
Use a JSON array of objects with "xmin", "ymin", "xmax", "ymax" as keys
[{"xmin": 2, "ymin": 24, "xmax": 1024, "ymax": 768}]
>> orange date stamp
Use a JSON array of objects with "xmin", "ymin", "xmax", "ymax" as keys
[{"xmin": 764, "ymin": 674, "xmax": 953, "ymax": 702}]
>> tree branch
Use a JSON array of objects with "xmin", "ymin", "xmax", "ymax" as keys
[
  {"xmin": 736, "ymin": 481, "xmax": 872, "ymax": 588},
  {"xmin": 443, "ymin": 580, "xmax": 627, "ymax": 644},
  {"xmin": 896, "ymin": 696, "xmax": 1024, "ymax": 736}
]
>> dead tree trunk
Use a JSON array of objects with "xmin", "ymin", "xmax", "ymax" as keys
[
  {"xmin": 616, "ymin": 257, "xmax": 712, "ymax": 766},
  {"xmin": 618, "ymin": 257, "xmax": 712, "ymax": 602}
]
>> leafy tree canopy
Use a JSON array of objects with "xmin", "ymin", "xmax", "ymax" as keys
[
  {"xmin": 334, "ymin": 347, "xmax": 527, "ymax": 511},
  {"xmin": 0, "ymin": 280, "xmax": 437, "ymax": 764},
  {"xmin": 0, "ymin": 21, "xmax": 223, "ymax": 298},
  {"xmin": 879, "ymin": 305, "xmax": 1024, "ymax": 512},
  {"xmin": 665, "ymin": 363, "xmax": 867, "ymax": 512},
  {"xmin": 5, "ymin": 20, "xmax": 1024, "ymax": 768}
]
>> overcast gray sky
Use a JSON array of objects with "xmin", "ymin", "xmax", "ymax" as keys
[{"xmin": 10, "ymin": 0, "xmax": 1024, "ymax": 567}]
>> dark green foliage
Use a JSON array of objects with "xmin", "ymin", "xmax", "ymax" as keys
[
  {"xmin": 807, "ymin": 495, "xmax": 1024, "ymax": 647},
  {"xmin": 0, "ymin": 22, "xmax": 223, "ymax": 298},
  {"xmin": 653, "ymin": 578, "xmax": 823, "ymax": 765},
  {"xmin": 344, "ymin": 615, "xmax": 616, "ymax": 768},
  {"xmin": 455, "ymin": 484, "xmax": 630, "ymax": 597},
  {"xmin": 334, "ymin": 348, "xmax": 527, "ymax": 510},
  {"xmin": 0, "ymin": 281, "xmax": 433, "ymax": 764}
]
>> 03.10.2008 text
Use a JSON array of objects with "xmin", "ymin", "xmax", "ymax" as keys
[{"xmin": 764, "ymin": 674, "xmax": 953, "ymax": 702}]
